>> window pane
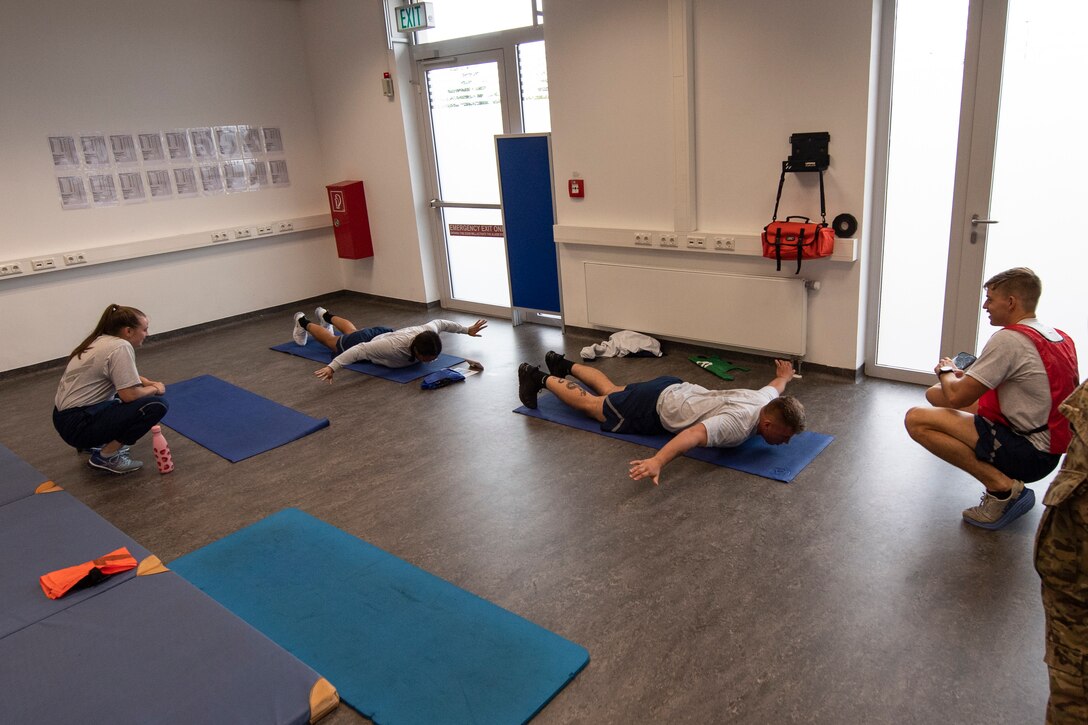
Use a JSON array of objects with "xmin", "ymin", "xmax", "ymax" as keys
[
  {"xmin": 427, "ymin": 61, "xmax": 503, "ymax": 203},
  {"xmin": 416, "ymin": 0, "xmax": 534, "ymax": 44},
  {"xmin": 975, "ymin": 0, "xmax": 1088, "ymax": 379},
  {"xmin": 443, "ymin": 207, "xmax": 511, "ymax": 306},
  {"xmin": 518, "ymin": 41, "xmax": 550, "ymax": 133},
  {"xmin": 875, "ymin": 0, "xmax": 969, "ymax": 371}
]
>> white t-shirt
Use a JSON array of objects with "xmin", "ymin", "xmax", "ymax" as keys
[
  {"xmin": 329, "ymin": 320, "xmax": 469, "ymax": 370},
  {"xmin": 54, "ymin": 335, "xmax": 142, "ymax": 410},
  {"xmin": 966, "ymin": 318, "xmax": 1058, "ymax": 451},
  {"xmin": 656, "ymin": 383, "xmax": 778, "ymax": 447}
]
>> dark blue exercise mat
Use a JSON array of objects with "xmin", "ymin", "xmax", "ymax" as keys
[
  {"xmin": 0, "ymin": 441, "xmax": 51, "ymax": 507},
  {"xmin": 172, "ymin": 508, "xmax": 590, "ymax": 725},
  {"xmin": 0, "ymin": 490, "xmax": 150, "ymax": 639},
  {"xmin": 0, "ymin": 570, "xmax": 337, "ymax": 725},
  {"xmin": 270, "ymin": 337, "xmax": 465, "ymax": 383},
  {"xmin": 514, "ymin": 393, "xmax": 834, "ymax": 483},
  {"xmin": 161, "ymin": 375, "xmax": 329, "ymax": 463}
]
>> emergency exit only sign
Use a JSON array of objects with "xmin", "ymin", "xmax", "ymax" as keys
[{"xmin": 395, "ymin": 2, "xmax": 435, "ymax": 32}]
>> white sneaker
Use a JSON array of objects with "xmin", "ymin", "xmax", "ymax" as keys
[
  {"xmin": 315, "ymin": 307, "xmax": 334, "ymax": 333},
  {"xmin": 292, "ymin": 312, "xmax": 309, "ymax": 346}
]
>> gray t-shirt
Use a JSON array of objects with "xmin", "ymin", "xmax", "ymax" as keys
[
  {"xmin": 328, "ymin": 320, "xmax": 469, "ymax": 370},
  {"xmin": 54, "ymin": 335, "xmax": 142, "ymax": 410},
  {"xmin": 656, "ymin": 383, "xmax": 778, "ymax": 447},
  {"xmin": 966, "ymin": 318, "xmax": 1060, "ymax": 451}
]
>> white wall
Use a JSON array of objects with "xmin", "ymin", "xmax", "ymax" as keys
[
  {"xmin": 297, "ymin": 0, "xmax": 438, "ymax": 303},
  {"xmin": 2, "ymin": 0, "xmax": 886, "ymax": 373},
  {"xmin": 0, "ymin": 0, "xmax": 341, "ymax": 371},
  {"xmin": 546, "ymin": 0, "xmax": 879, "ymax": 370}
]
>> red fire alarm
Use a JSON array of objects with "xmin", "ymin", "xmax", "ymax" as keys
[{"xmin": 568, "ymin": 179, "xmax": 585, "ymax": 198}]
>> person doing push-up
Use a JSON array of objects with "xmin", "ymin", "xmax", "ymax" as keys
[{"xmin": 518, "ymin": 352, "xmax": 805, "ymax": 485}]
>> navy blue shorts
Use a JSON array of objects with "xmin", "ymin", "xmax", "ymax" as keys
[
  {"xmin": 601, "ymin": 376, "xmax": 681, "ymax": 435},
  {"xmin": 974, "ymin": 415, "xmax": 1061, "ymax": 483},
  {"xmin": 335, "ymin": 326, "xmax": 394, "ymax": 354}
]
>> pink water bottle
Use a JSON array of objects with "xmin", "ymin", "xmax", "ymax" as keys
[{"xmin": 151, "ymin": 425, "xmax": 174, "ymax": 474}]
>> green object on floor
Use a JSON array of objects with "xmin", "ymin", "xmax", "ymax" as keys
[{"xmin": 689, "ymin": 355, "xmax": 750, "ymax": 381}]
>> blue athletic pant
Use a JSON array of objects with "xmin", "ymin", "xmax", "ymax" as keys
[{"xmin": 53, "ymin": 395, "xmax": 169, "ymax": 450}]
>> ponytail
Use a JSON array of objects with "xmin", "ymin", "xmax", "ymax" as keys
[{"xmin": 70, "ymin": 304, "xmax": 146, "ymax": 360}]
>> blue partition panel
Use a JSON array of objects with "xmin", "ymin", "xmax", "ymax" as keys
[{"xmin": 497, "ymin": 134, "xmax": 560, "ymax": 313}]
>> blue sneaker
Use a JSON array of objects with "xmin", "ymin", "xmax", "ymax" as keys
[
  {"xmin": 962, "ymin": 481, "xmax": 1035, "ymax": 530},
  {"xmin": 88, "ymin": 449, "xmax": 143, "ymax": 474}
]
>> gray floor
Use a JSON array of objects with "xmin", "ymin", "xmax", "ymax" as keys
[{"xmin": 1, "ymin": 294, "xmax": 1050, "ymax": 724}]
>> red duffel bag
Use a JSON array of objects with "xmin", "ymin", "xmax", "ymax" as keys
[
  {"xmin": 761, "ymin": 167, "xmax": 835, "ymax": 274},
  {"xmin": 762, "ymin": 215, "xmax": 836, "ymax": 273}
]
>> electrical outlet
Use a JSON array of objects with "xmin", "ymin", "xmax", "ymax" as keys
[
  {"xmin": 658, "ymin": 234, "xmax": 678, "ymax": 248},
  {"xmin": 634, "ymin": 232, "xmax": 651, "ymax": 246},
  {"xmin": 31, "ymin": 257, "xmax": 57, "ymax": 271},
  {"xmin": 686, "ymin": 236, "xmax": 706, "ymax": 250},
  {"xmin": 714, "ymin": 237, "xmax": 736, "ymax": 252},
  {"xmin": 211, "ymin": 232, "xmax": 230, "ymax": 243},
  {"xmin": 234, "ymin": 228, "xmax": 252, "ymax": 239},
  {"xmin": 257, "ymin": 225, "xmax": 273, "ymax": 236},
  {"xmin": 64, "ymin": 252, "xmax": 87, "ymax": 266},
  {"xmin": 0, "ymin": 262, "xmax": 24, "ymax": 277},
  {"xmin": 277, "ymin": 221, "xmax": 293, "ymax": 233}
]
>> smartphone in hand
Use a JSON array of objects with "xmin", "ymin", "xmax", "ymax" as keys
[{"xmin": 953, "ymin": 352, "xmax": 977, "ymax": 370}]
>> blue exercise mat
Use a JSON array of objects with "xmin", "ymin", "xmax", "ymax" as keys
[
  {"xmin": 514, "ymin": 393, "xmax": 833, "ymax": 483},
  {"xmin": 270, "ymin": 338, "xmax": 465, "ymax": 384},
  {"xmin": 161, "ymin": 375, "xmax": 329, "ymax": 463},
  {"xmin": 0, "ymin": 442, "xmax": 50, "ymax": 507},
  {"xmin": 172, "ymin": 508, "xmax": 590, "ymax": 725}
]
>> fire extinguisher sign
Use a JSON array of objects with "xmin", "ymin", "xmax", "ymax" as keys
[{"xmin": 330, "ymin": 190, "xmax": 345, "ymax": 211}]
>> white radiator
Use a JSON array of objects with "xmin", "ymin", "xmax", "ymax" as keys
[{"xmin": 584, "ymin": 262, "xmax": 808, "ymax": 356}]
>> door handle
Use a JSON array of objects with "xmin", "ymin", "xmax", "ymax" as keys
[{"xmin": 970, "ymin": 214, "xmax": 998, "ymax": 244}]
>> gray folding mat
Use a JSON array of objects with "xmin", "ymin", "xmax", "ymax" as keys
[{"xmin": 0, "ymin": 442, "xmax": 339, "ymax": 724}]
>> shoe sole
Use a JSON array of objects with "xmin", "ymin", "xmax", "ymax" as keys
[
  {"xmin": 963, "ymin": 487, "xmax": 1036, "ymax": 530},
  {"xmin": 518, "ymin": 365, "xmax": 540, "ymax": 409},
  {"xmin": 88, "ymin": 458, "xmax": 142, "ymax": 474}
]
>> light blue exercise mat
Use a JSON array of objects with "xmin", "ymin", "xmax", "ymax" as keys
[
  {"xmin": 270, "ymin": 338, "xmax": 465, "ymax": 384},
  {"xmin": 161, "ymin": 375, "xmax": 329, "ymax": 462},
  {"xmin": 514, "ymin": 393, "xmax": 833, "ymax": 483},
  {"xmin": 171, "ymin": 508, "xmax": 590, "ymax": 725}
]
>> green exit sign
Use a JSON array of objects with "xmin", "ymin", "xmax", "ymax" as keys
[{"xmin": 395, "ymin": 2, "xmax": 435, "ymax": 32}]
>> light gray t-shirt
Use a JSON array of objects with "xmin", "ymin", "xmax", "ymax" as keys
[
  {"xmin": 328, "ymin": 320, "xmax": 469, "ymax": 370},
  {"xmin": 656, "ymin": 383, "xmax": 778, "ymax": 447},
  {"xmin": 54, "ymin": 335, "xmax": 142, "ymax": 410},
  {"xmin": 966, "ymin": 318, "xmax": 1060, "ymax": 451}
]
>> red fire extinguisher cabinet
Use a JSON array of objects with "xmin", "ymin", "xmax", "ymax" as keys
[{"xmin": 326, "ymin": 180, "xmax": 374, "ymax": 259}]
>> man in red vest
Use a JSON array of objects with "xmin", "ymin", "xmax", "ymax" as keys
[{"xmin": 905, "ymin": 267, "xmax": 1079, "ymax": 530}]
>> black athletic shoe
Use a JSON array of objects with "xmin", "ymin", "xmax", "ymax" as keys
[
  {"xmin": 545, "ymin": 350, "xmax": 574, "ymax": 379},
  {"xmin": 518, "ymin": 363, "xmax": 543, "ymax": 409}
]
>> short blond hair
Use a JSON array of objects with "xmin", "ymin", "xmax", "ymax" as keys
[{"xmin": 985, "ymin": 267, "xmax": 1041, "ymax": 312}]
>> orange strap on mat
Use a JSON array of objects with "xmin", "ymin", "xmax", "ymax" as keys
[{"xmin": 39, "ymin": 547, "xmax": 138, "ymax": 599}]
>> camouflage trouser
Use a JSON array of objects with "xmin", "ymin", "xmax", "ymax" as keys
[{"xmin": 1035, "ymin": 482, "xmax": 1088, "ymax": 725}]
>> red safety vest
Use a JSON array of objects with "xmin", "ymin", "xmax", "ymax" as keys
[{"xmin": 977, "ymin": 324, "xmax": 1079, "ymax": 454}]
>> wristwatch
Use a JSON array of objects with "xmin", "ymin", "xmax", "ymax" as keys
[{"xmin": 937, "ymin": 366, "xmax": 954, "ymax": 376}]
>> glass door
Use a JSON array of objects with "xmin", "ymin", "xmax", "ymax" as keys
[
  {"xmin": 421, "ymin": 51, "xmax": 512, "ymax": 313},
  {"xmin": 952, "ymin": 0, "xmax": 1087, "ymax": 379},
  {"xmin": 869, "ymin": 0, "xmax": 1087, "ymax": 382}
]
